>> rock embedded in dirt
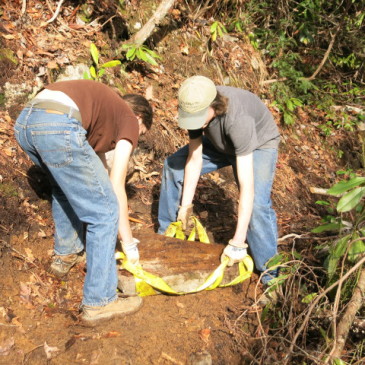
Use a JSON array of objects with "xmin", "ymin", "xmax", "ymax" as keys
[{"xmin": 187, "ymin": 350, "xmax": 212, "ymax": 365}]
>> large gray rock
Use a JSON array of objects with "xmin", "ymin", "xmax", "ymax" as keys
[{"xmin": 56, "ymin": 64, "xmax": 90, "ymax": 81}]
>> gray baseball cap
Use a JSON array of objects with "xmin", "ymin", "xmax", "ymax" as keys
[{"xmin": 178, "ymin": 76, "xmax": 217, "ymax": 130}]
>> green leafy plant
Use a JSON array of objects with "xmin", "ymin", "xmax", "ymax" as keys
[
  {"xmin": 272, "ymin": 96, "xmax": 303, "ymax": 125},
  {"xmin": 210, "ymin": 21, "xmax": 227, "ymax": 41},
  {"xmin": 313, "ymin": 175, "xmax": 365, "ymax": 282},
  {"xmin": 229, "ymin": 18, "xmax": 244, "ymax": 33},
  {"xmin": 121, "ymin": 43, "xmax": 161, "ymax": 66},
  {"xmin": 84, "ymin": 43, "xmax": 122, "ymax": 80}
]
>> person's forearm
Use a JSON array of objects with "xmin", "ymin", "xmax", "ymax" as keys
[
  {"xmin": 116, "ymin": 190, "xmax": 133, "ymax": 243},
  {"xmin": 231, "ymin": 188, "xmax": 254, "ymax": 246},
  {"xmin": 180, "ymin": 157, "xmax": 202, "ymax": 206},
  {"xmin": 231, "ymin": 153, "xmax": 254, "ymax": 247}
]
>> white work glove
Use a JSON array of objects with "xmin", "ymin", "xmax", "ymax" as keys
[
  {"xmin": 121, "ymin": 238, "xmax": 140, "ymax": 265},
  {"xmin": 177, "ymin": 204, "xmax": 194, "ymax": 231},
  {"xmin": 221, "ymin": 240, "xmax": 248, "ymax": 267}
]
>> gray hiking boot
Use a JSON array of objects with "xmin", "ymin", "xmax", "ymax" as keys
[
  {"xmin": 49, "ymin": 251, "xmax": 85, "ymax": 277},
  {"xmin": 81, "ymin": 297, "xmax": 143, "ymax": 325}
]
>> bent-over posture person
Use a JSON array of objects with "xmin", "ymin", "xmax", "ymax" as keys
[
  {"xmin": 14, "ymin": 79, "xmax": 152, "ymax": 323},
  {"xmin": 157, "ymin": 76, "xmax": 280, "ymax": 287}
]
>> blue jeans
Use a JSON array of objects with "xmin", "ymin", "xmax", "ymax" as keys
[
  {"xmin": 14, "ymin": 107, "xmax": 119, "ymax": 306},
  {"xmin": 157, "ymin": 137, "xmax": 278, "ymax": 284}
]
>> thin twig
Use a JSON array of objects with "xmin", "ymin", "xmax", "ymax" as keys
[
  {"xmin": 278, "ymin": 233, "xmax": 305, "ymax": 242},
  {"xmin": 22, "ymin": 344, "xmax": 43, "ymax": 364},
  {"xmin": 160, "ymin": 352, "xmax": 184, "ymax": 365},
  {"xmin": 0, "ymin": 323, "xmax": 18, "ymax": 327},
  {"xmin": 284, "ymin": 245, "xmax": 365, "ymax": 364}
]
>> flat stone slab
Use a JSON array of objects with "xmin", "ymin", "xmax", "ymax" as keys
[{"xmin": 118, "ymin": 232, "xmax": 247, "ymax": 295}]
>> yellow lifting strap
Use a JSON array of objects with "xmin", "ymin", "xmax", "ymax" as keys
[
  {"xmin": 116, "ymin": 217, "xmax": 253, "ymax": 296},
  {"xmin": 116, "ymin": 251, "xmax": 254, "ymax": 297},
  {"xmin": 164, "ymin": 217, "xmax": 210, "ymax": 243}
]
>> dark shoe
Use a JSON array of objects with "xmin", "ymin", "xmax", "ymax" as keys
[
  {"xmin": 81, "ymin": 297, "xmax": 143, "ymax": 324},
  {"xmin": 49, "ymin": 251, "xmax": 85, "ymax": 277}
]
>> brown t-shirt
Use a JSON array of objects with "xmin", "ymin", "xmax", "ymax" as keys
[{"xmin": 46, "ymin": 80, "xmax": 139, "ymax": 153}]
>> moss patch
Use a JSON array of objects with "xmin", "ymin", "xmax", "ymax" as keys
[
  {"xmin": 0, "ymin": 183, "xmax": 19, "ymax": 197},
  {"xmin": 0, "ymin": 48, "xmax": 18, "ymax": 65}
]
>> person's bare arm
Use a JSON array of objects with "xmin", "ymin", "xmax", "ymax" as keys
[
  {"xmin": 230, "ymin": 153, "xmax": 254, "ymax": 246},
  {"xmin": 180, "ymin": 136, "xmax": 203, "ymax": 206},
  {"xmin": 109, "ymin": 139, "xmax": 134, "ymax": 244}
]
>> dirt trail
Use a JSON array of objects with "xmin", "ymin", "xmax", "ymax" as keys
[{"xmin": 1, "ymin": 224, "xmax": 260, "ymax": 365}]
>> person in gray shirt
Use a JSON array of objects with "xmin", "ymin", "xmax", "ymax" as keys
[{"xmin": 157, "ymin": 75, "xmax": 280, "ymax": 287}]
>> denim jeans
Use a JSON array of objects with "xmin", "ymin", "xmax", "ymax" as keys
[
  {"xmin": 14, "ymin": 107, "xmax": 119, "ymax": 306},
  {"xmin": 157, "ymin": 137, "xmax": 278, "ymax": 284}
]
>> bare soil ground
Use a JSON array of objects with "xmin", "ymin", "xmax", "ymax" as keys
[{"xmin": 0, "ymin": 1, "xmax": 363, "ymax": 364}]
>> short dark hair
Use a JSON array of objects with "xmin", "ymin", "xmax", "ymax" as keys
[
  {"xmin": 122, "ymin": 94, "xmax": 153, "ymax": 130},
  {"xmin": 210, "ymin": 91, "xmax": 228, "ymax": 116}
]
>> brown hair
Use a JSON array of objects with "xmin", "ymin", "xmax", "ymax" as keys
[
  {"xmin": 122, "ymin": 94, "xmax": 153, "ymax": 130},
  {"xmin": 210, "ymin": 91, "xmax": 228, "ymax": 116}
]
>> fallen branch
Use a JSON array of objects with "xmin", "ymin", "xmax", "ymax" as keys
[
  {"xmin": 329, "ymin": 265, "xmax": 365, "ymax": 361},
  {"xmin": 129, "ymin": 0, "xmax": 175, "ymax": 47},
  {"xmin": 305, "ymin": 27, "xmax": 339, "ymax": 81},
  {"xmin": 260, "ymin": 77, "xmax": 288, "ymax": 85},
  {"xmin": 128, "ymin": 216, "xmax": 145, "ymax": 224},
  {"xmin": 261, "ymin": 26, "xmax": 340, "ymax": 85},
  {"xmin": 160, "ymin": 352, "xmax": 184, "ymax": 365},
  {"xmin": 309, "ymin": 186, "xmax": 342, "ymax": 197},
  {"xmin": 21, "ymin": 0, "xmax": 27, "ymax": 15},
  {"xmin": 46, "ymin": 0, "xmax": 65, "ymax": 24}
]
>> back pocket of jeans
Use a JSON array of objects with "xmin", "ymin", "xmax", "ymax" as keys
[{"xmin": 31, "ymin": 130, "xmax": 72, "ymax": 168}]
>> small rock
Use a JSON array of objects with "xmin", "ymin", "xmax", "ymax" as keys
[{"xmin": 187, "ymin": 350, "xmax": 212, "ymax": 365}]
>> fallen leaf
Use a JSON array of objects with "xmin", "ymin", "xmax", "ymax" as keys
[
  {"xmin": 0, "ymin": 337, "xmax": 14, "ymax": 356},
  {"xmin": 4, "ymin": 147, "xmax": 13, "ymax": 157},
  {"xmin": 90, "ymin": 349, "xmax": 102, "ymax": 364},
  {"xmin": 44, "ymin": 342, "xmax": 60, "ymax": 359},
  {"xmin": 19, "ymin": 282, "xmax": 32, "ymax": 303},
  {"xmin": 1, "ymin": 34, "xmax": 16, "ymax": 39},
  {"xmin": 38, "ymin": 229, "xmax": 46, "ymax": 238},
  {"xmin": 47, "ymin": 60, "xmax": 58, "ymax": 69},
  {"xmin": 103, "ymin": 331, "xmax": 121, "ymax": 338},
  {"xmin": 199, "ymin": 327, "xmax": 211, "ymax": 344},
  {"xmin": 16, "ymin": 50, "xmax": 24, "ymax": 61},
  {"xmin": 145, "ymin": 85, "xmax": 153, "ymax": 100},
  {"xmin": 24, "ymin": 248, "xmax": 35, "ymax": 262}
]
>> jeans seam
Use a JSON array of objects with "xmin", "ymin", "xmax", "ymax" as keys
[{"xmin": 82, "ymin": 144, "xmax": 117, "ymax": 222}]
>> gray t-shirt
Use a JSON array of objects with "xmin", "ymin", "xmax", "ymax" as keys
[{"xmin": 188, "ymin": 86, "xmax": 280, "ymax": 156}]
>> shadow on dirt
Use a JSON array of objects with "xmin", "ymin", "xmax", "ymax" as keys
[{"xmin": 150, "ymin": 177, "xmax": 237, "ymax": 244}]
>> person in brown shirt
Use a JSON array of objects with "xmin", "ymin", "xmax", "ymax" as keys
[{"xmin": 14, "ymin": 80, "xmax": 153, "ymax": 324}]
